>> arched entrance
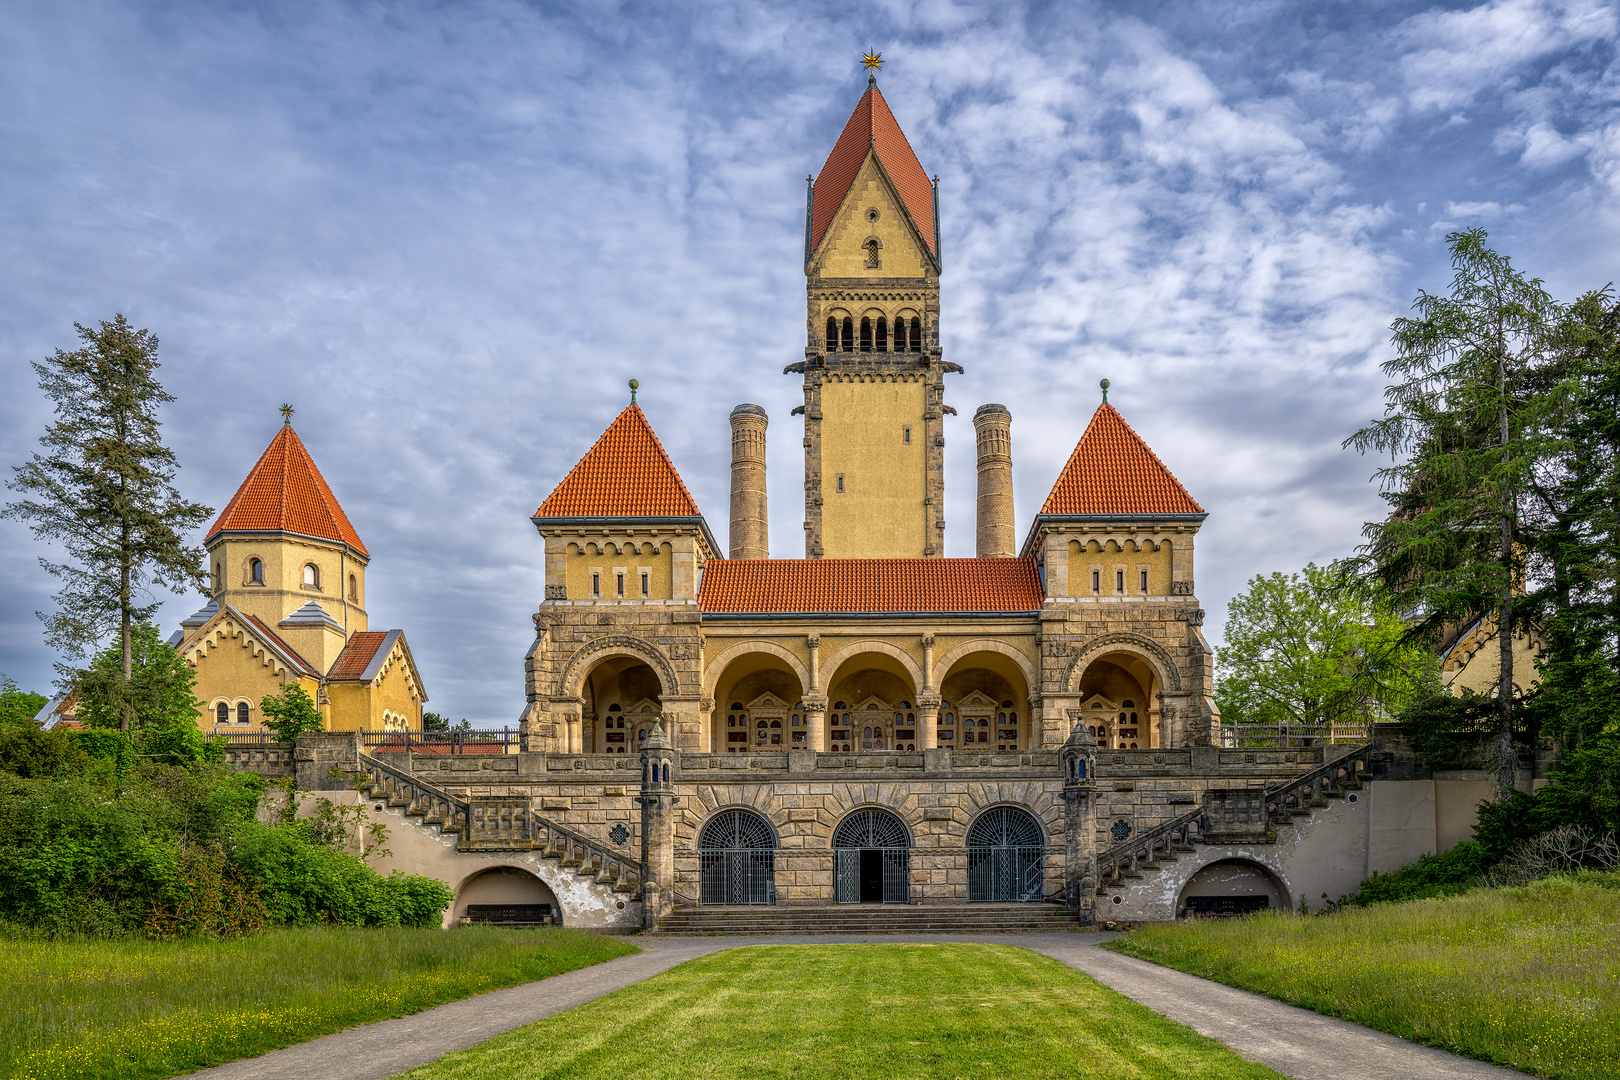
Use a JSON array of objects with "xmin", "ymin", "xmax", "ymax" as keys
[
  {"xmin": 1176, "ymin": 859, "xmax": 1285, "ymax": 918},
  {"xmin": 833, "ymin": 808, "xmax": 910, "ymax": 903},
  {"xmin": 705, "ymin": 647, "xmax": 807, "ymax": 754},
  {"xmin": 454, "ymin": 867, "xmax": 560, "ymax": 925},
  {"xmin": 1076, "ymin": 650, "xmax": 1160, "ymax": 748},
  {"xmin": 582, "ymin": 656, "xmax": 663, "ymax": 754},
  {"xmin": 967, "ymin": 807, "xmax": 1043, "ymax": 902},
  {"xmin": 698, "ymin": 809, "xmax": 776, "ymax": 905},
  {"xmin": 822, "ymin": 646, "xmax": 919, "ymax": 753},
  {"xmin": 938, "ymin": 648, "xmax": 1032, "ymax": 750}
]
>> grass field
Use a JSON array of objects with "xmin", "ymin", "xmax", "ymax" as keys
[
  {"xmin": 395, "ymin": 943, "xmax": 1286, "ymax": 1080},
  {"xmin": 4, "ymin": 925, "xmax": 637, "ymax": 1080},
  {"xmin": 1109, "ymin": 874, "xmax": 1620, "ymax": 1080}
]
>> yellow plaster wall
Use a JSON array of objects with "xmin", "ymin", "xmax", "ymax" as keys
[
  {"xmin": 326, "ymin": 649, "xmax": 423, "ymax": 733},
  {"xmin": 187, "ymin": 623, "xmax": 321, "ymax": 732},
  {"xmin": 1066, "ymin": 538, "xmax": 1174, "ymax": 597},
  {"xmin": 561, "ymin": 538, "xmax": 676, "ymax": 601},
  {"xmin": 815, "ymin": 158, "xmax": 930, "ymax": 280},
  {"xmin": 208, "ymin": 535, "xmax": 367, "ymax": 633},
  {"xmin": 1443, "ymin": 623, "xmax": 1542, "ymax": 697},
  {"xmin": 820, "ymin": 378, "xmax": 928, "ymax": 557}
]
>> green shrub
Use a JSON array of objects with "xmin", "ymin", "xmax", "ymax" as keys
[
  {"xmin": 1353, "ymin": 840, "xmax": 1493, "ymax": 904},
  {"xmin": 0, "ymin": 726, "xmax": 89, "ymax": 778},
  {"xmin": 231, "ymin": 819, "xmax": 450, "ymax": 927}
]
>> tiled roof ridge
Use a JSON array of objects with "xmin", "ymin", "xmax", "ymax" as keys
[
  {"xmin": 699, "ymin": 556, "xmax": 1043, "ymax": 614},
  {"xmin": 206, "ymin": 426, "xmax": 369, "ymax": 556},
  {"xmin": 810, "ymin": 83, "xmax": 935, "ymax": 258},
  {"xmin": 533, "ymin": 404, "xmax": 703, "ymax": 519},
  {"xmin": 241, "ymin": 612, "xmax": 321, "ymax": 678},
  {"xmin": 1039, "ymin": 404, "xmax": 1203, "ymax": 517}
]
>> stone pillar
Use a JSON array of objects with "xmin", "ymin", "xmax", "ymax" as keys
[
  {"xmin": 728, "ymin": 404, "xmax": 769, "ymax": 560},
  {"xmin": 1060, "ymin": 722, "xmax": 1097, "ymax": 920},
  {"xmin": 917, "ymin": 695, "xmax": 940, "ymax": 751},
  {"xmin": 973, "ymin": 404, "xmax": 1015, "ymax": 558},
  {"xmin": 560, "ymin": 700, "xmax": 582, "ymax": 754},
  {"xmin": 638, "ymin": 721, "xmax": 677, "ymax": 929},
  {"xmin": 804, "ymin": 696, "xmax": 826, "ymax": 752},
  {"xmin": 294, "ymin": 731, "xmax": 360, "ymax": 791}
]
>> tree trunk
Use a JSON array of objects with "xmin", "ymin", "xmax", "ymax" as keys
[
  {"xmin": 1496, "ymin": 342, "xmax": 1515, "ymax": 800},
  {"xmin": 121, "ymin": 524, "xmax": 132, "ymax": 732}
]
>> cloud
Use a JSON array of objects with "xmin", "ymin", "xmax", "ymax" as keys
[{"xmin": 1, "ymin": 0, "xmax": 1617, "ymax": 720}]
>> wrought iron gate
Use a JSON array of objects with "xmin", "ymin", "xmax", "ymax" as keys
[
  {"xmin": 698, "ymin": 809, "xmax": 775, "ymax": 905},
  {"xmin": 967, "ymin": 807, "xmax": 1043, "ymax": 902},
  {"xmin": 832, "ymin": 809, "xmax": 910, "ymax": 903}
]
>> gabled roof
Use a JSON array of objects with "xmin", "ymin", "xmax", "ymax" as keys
[
  {"xmin": 811, "ymin": 81, "xmax": 935, "ymax": 258},
  {"xmin": 206, "ymin": 425, "xmax": 369, "ymax": 556},
  {"xmin": 533, "ymin": 405, "xmax": 703, "ymax": 519},
  {"xmin": 699, "ymin": 558, "xmax": 1043, "ymax": 615},
  {"xmin": 1039, "ymin": 404, "xmax": 1203, "ymax": 517},
  {"xmin": 327, "ymin": 630, "xmax": 395, "ymax": 681},
  {"xmin": 240, "ymin": 613, "xmax": 323, "ymax": 678}
]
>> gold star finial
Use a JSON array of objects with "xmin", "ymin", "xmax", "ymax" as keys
[
  {"xmin": 279, "ymin": 403, "xmax": 294, "ymax": 426},
  {"xmin": 862, "ymin": 51, "xmax": 883, "ymax": 75}
]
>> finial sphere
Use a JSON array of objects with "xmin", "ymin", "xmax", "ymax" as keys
[
  {"xmin": 1100, "ymin": 379, "xmax": 1110, "ymax": 390},
  {"xmin": 629, "ymin": 379, "xmax": 639, "ymax": 390}
]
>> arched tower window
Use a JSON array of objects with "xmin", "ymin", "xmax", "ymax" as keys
[
  {"xmin": 249, "ymin": 559, "xmax": 263, "ymax": 584},
  {"xmin": 841, "ymin": 316, "xmax": 854, "ymax": 352},
  {"xmin": 302, "ymin": 563, "xmax": 320, "ymax": 588},
  {"xmin": 216, "ymin": 702, "xmax": 229, "ymax": 725},
  {"xmin": 864, "ymin": 237, "xmax": 881, "ymax": 268},
  {"xmin": 909, "ymin": 316, "xmax": 922, "ymax": 352},
  {"xmin": 860, "ymin": 317, "xmax": 872, "ymax": 352},
  {"xmin": 826, "ymin": 317, "xmax": 838, "ymax": 351},
  {"xmin": 237, "ymin": 702, "xmax": 250, "ymax": 725},
  {"xmin": 875, "ymin": 317, "xmax": 888, "ymax": 351},
  {"xmin": 348, "ymin": 574, "xmax": 358, "ymax": 602}
]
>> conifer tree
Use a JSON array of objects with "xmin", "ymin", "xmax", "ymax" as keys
[
  {"xmin": 1346, "ymin": 230, "xmax": 1560, "ymax": 801},
  {"xmin": 3, "ymin": 316, "xmax": 212, "ymax": 729}
]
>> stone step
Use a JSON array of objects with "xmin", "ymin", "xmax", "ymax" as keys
[{"xmin": 656, "ymin": 904, "xmax": 1079, "ymax": 935}]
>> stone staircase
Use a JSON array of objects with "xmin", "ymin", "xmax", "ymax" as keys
[
  {"xmin": 654, "ymin": 902, "xmax": 1083, "ymax": 935},
  {"xmin": 355, "ymin": 751, "xmax": 644, "ymax": 897},
  {"xmin": 1094, "ymin": 741, "xmax": 1376, "ymax": 892}
]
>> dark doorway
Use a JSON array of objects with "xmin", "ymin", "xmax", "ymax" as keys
[{"xmin": 859, "ymin": 850, "xmax": 883, "ymax": 902}]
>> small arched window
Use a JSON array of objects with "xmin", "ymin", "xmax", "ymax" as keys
[
  {"xmin": 841, "ymin": 317, "xmax": 854, "ymax": 352},
  {"xmin": 249, "ymin": 559, "xmax": 263, "ymax": 584},
  {"xmin": 348, "ymin": 574, "xmax": 358, "ymax": 602},
  {"xmin": 303, "ymin": 563, "xmax": 320, "ymax": 588},
  {"xmin": 909, "ymin": 316, "xmax": 922, "ymax": 351},
  {"xmin": 826, "ymin": 316, "xmax": 838, "ymax": 351},
  {"xmin": 864, "ymin": 237, "xmax": 881, "ymax": 267},
  {"xmin": 237, "ymin": 702, "xmax": 250, "ymax": 725},
  {"xmin": 875, "ymin": 317, "xmax": 888, "ymax": 351},
  {"xmin": 216, "ymin": 702, "xmax": 229, "ymax": 725},
  {"xmin": 859, "ymin": 317, "xmax": 872, "ymax": 352}
]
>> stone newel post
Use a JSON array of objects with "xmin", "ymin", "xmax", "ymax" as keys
[
  {"xmin": 1060, "ymin": 720, "xmax": 1097, "ymax": 921},
  {"xmin": 638, "ymin": 720, "xmax": 677, "ymax": 930}
]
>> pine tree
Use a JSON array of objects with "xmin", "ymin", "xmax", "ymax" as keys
[
  {"xmin": 1345, "ymin": 230, "xmax": 1560, "ymax": 801},
  {"xmin": 3, "ymin": 316, "xmax": 212, "ymax": 729}
]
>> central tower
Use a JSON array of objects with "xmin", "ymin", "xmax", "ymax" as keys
[{"xmin": 793, "ymin": 71, "xmax": 955, "ymax": 558}]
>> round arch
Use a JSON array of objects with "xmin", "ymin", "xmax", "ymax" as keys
[
  {"xmin": 702, "ymin": 640, "xmax": 811, "ymax": 702},
  {"xmin": 697, "ymin": 807, "xmax": 777, "ymax": 906},
  {"xmin": 966, "ymin": 805, "xmax": 1045, "ymax": 903},
  {"xmin": 558, "ymin": 635, "xmax": 679, "ymax": 698},
  {"xmin": 831, "ymin": 806, "xmax": 911, "ymax": 904},
  {"xmin": 452, "ymin": 865, "xmax": 560, "ymax": 926},
  {"xmin": 1065, "ymin": 634, "xmax": 1182, "ymax": 695},
  {"xmin": 1175, "ymin": 857, "xmax": 1287, "ymax": 918},
  {"xmin": 818, "ymin": 639, "xmax": 924, "ymax": 695},
  {"xmin": 933, "ymin": 639, "xmax": 1039, "ymax": 696}
]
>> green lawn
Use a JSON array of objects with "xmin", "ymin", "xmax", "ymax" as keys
[
  {"xmin": 4, "ymin": 925, "xmax": 637, "ymax": 1080},
  {"xmin": 1108, "ymin": 874, "xmax": 1620, "ymax": 1080},
  {"xmin": 395, "ymin": 943, "xmax": 1285, "ymax": 1080}
]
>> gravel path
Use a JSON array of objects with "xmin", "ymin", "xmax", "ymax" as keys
[{"xmin": 177, "ymin": 932, "xmax": 1533, "ymax": 1080}]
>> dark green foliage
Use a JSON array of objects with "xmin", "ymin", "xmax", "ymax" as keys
[
  {"xmin": 1352, "ymin": 841, "xmax": 1493, "ymax": 903},
  {"xmin": 0, "ymin": 675, "xmax": 47, "ymax": 728},
  {"xmin": 0, "ymin": 748, "xmax": 451, "ymax": 937},
  {"xmin": 259, "ymin": 683, "xmax": 325, "ymax": 740},
  {"xmin": 421, "ymin": 711, "xmax": 471, "ymax": 733},
  {"xmin": 76, "ymin": 621, "xmax": 204, "ymax": 731},
  {"xmin": 1395, "ymin": 691, "xmax": 1502, "ymax": 767},
  {"xmin": 2, "ymin": 316, "xmax": 212, "ymax": 730}
]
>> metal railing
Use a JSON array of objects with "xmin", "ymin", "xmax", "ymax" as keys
[
  {"xmin": 1219, "ymin": 722, "xmax": 1370, "ymax": 748},
  {"xmin": 210, "ymin": 731, "xmax": 290, "ymax": 744},
  {"xmin": 361, "ymin": 728, "xmax": 521, "ymax": 755}
]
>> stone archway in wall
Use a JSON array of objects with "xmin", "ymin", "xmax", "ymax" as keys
[
  {"xmin": 1175, "ymin": 858, "xmax": 1287, "ymax": 918},
  {"xmin": 1068, "ymin": 638, "xmax": 1177, "ymax": 749},
  {"xmin": 821, "ymin": 644, "xmax": 921, "ymax": 753},
  {"xmin": 704, "ymin": 643, "xmax": 809, "ymax": 754},
  {"xmin": 937, "ymin": 646, "xmax": 1033, "ymax": 752},
  {"xmin": 579, "ymin": 656, "xmax": 665, "ymax": 756},
  {"xmin": 453, "ymin": 866, "xmax": 560, "ymax": 925}
]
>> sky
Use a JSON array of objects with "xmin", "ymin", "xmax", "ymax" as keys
[{"xmin": 2, "ymin": 0, "xmax": 1618, "ymax": 723}]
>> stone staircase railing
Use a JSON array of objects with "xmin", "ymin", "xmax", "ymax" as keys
[
  {"xmin": 354, "ymin": 751, "xmax": 644, "ymax": 897},
  {"xmin": 1093, "ymin": 741, "xmax": 1377, "ymax": 892}
]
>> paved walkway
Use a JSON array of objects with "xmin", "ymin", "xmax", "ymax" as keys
[{"xmin": 182, "ymin": 933, "xmax": 1532, "ymax": 1080}]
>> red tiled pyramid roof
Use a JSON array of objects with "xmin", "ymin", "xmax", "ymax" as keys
[
  {"xmin": 1040, "ymin": 404, "xmax": 1203, "ymax": 516},
  {"xmin": 700, "ymin": 558, "xmax": 1043, "ymax": 614},
  {"xmin": 534, "ymin": 405, "xmax": 702, "ymax": 518},
  {"xmin": 206, "ymin": 426, "xmax": 369, "ymax": 556},
  {"xmin": 327, "ymin": 631, "xmax": 389, "ymax": 680},
  {"xmin": 811, "ymin": 82, "xmax": 935, "ymax": 258}
]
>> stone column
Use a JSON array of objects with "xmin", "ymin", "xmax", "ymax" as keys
[
  {"xmin": 558, "ymin": 698, "xmax": 583, "ymax": 755},
  {"xmin": 804, "ymin": 696, "xmax": 827, "ymax": 752},
  {"xmin": 1060, "ymin": 722, "xmax": 1097, "ymax": 920},
  {"xmin": 973, "ymin": 404, "xmax": 1015, "ymax": 558},
  {"xmin": 917, "ymin": 695, "xmax": 940, "ymax": 751},
  {"xmin": 728, "ymin": 405, "xmax": 769, "ymax": 560},
  {"xmin": 638, "ymin": 722, "xmax": 677, "ymax": 929}
]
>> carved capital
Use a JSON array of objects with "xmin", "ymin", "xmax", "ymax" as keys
[{"xmin": 1185, "ymin": 609, "xmax": 1206, "ymax": 628}]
